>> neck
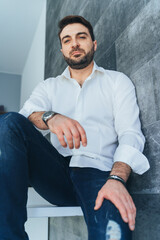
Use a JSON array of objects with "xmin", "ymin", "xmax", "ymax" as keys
[{"xmin": 69, "ymin": 61, "xmax": 94, "ymax": 86}]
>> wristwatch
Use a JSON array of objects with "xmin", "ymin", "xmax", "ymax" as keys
[{"xmin": 42, "ymin": 111, "xmax": 57, "ymax": 126}]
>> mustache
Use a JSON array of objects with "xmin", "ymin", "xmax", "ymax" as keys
[{"xmin": 69, "ymin": 47, "xmax": 85, "ymax": 56}]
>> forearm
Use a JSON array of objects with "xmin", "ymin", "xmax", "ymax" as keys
[
  {"xmin": 110, "ymin": 162, "xmax": 131, "ymax": 182},
  {"xmin": 28, "ymin": 111, "xmax": 48, "ymax": 130}
]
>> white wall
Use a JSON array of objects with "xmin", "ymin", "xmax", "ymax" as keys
[
  {"xmin": 20, "ymin": 0, "xmax": 46, "ymax": 108},
  {"xmin": 19, "ymin": 1, "xmax": 49, "ymax": 239},
  {"xmin": 0, "ymin": 72, "xmax": 21, "ymax": 112}
]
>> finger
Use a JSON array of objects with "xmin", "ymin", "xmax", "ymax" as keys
[
  {"xmin": 112, "ymin": 194, "xmax": 136, "ymax": 231},
  {"xmin": 76, "ymin": 123, "xmax": 87, "ymax": 147},
  {"xmin": 56, "ymin": 130, "xmax": 67, "ymax": 148},
  {"xmin": 63, "ymin": 128, "xmax": 74, "ymax": 149},
  {"xmin": 123, "ymin": 196, "xmax": 136, "ymax": 231},
  {"xmin": 94, "ymin": 192, "xmax": 104, "ymax": 210},
  {"xmin": 70, "ymin": 126, "xmax": 81, "ymax": 149},
  {"xmin": 123, "ymin": 201, "xmax": 135, "ymax": 230},
  {"xmin": 110, "ymin": 197, "xmax": 129, "ymax": 224}
]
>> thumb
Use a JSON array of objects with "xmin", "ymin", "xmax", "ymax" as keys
[{"xmin": 94, "ymin": 194, "xmax": 104, "ymax": 210}]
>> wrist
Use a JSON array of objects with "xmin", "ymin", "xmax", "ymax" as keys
[
  {"xmin": 107, "ymin": 175, "xmax": 126, "ymax": 187},
  {"xmin": 110, "ymin": 162, "xmax": 131, "ymax": 182},
  {"xmin": 42, "ymin": 111, "xmax": 58, "ymax": 127}
]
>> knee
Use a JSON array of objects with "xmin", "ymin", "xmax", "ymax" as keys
[
  {"xmin": 2, "ymin": 112, "xmax": 25, "ymax": 122},
  {"xmin": 90, "ymin": 215, "xmax": 122, "ymax": 240},
  {"xmin": 0, "ymin": 112, "xmax": 29, "ymax": 133},
  {"xmin": 106, "ymin": 220, "xmax": 121, "ymax": 240}
]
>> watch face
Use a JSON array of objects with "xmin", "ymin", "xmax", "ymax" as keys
[
  {"xmin": 42, "ymin": 111, "xmax": 55, "ymax": 123},
  {"xmin": 44, "ymin": 111, "xmax": 54, "ymax": 118},
  {"xmin": 42, "ymin": 111, "xmax": 56, "ymax": 126}
]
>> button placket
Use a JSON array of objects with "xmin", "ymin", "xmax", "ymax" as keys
[{"xmin": 74, "ymin": 86, "xmax": 83, "ymax": 121}]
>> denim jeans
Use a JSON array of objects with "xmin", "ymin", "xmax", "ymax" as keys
[{"xmin": 0, "ymin": 112, "xmax": 132, "ymax": 240}]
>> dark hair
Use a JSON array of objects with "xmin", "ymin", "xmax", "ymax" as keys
[{"xmin": 58, "ymin": 15, "xmax": 95, "ymax": 42}]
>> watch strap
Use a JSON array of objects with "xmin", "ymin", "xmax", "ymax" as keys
[{"xmin": 42, "ymin": 111, "xmax": 57, "ymax": 126}]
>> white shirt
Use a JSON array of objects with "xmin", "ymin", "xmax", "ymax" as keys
[{"xmin": 19, "ymin": 62, "xmax": 150, "ymax": 174}]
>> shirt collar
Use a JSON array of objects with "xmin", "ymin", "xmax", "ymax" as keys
[{"xmin": 61, "ymin": 61, "xmax": 105, "ymax": 80}]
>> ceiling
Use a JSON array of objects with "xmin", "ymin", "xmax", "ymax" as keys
[{"xmin": 0, "ymin": 0, "xmax": 46, "ymax": 75}]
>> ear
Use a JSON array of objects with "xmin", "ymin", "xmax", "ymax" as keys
[
  {"xmin": 60, "ymin": 48, "xmax": 64, "ymax": 55},
  {"xmin": 93, "ymin": 40, "xmax": 97, "ymax": 52}
]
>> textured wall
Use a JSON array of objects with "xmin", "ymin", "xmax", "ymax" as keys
[{"xmin": 45, "ymin": 0, "xmax": 160, "ymax": 239}]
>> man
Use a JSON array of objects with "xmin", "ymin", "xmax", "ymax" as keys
[{"xmin": 0, "ymin": 15, "xmax": 149, "ymax": 240}]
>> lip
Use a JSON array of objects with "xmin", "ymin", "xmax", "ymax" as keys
[{"xmin": 72, "ymin": 51, "xmax": 82, "ymax": 56}]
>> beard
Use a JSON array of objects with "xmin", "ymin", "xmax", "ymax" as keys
[{"xmin": 63, "ymin": 45, "xmax": 95, "ymax": 70}]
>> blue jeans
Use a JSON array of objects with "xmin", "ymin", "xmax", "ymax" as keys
[{"xmin": 0, "ymin": 112, "xmax": 132, "ymax": 240}]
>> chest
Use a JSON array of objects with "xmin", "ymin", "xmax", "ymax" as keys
[{"xmin": 49, "ymin": 78, "xmax": 114, "ymax": 122}]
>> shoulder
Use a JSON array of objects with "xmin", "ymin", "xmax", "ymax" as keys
[
  {"xmin": 38, "ymin": 75, "xmax": 63, "ymax": 89},
  {"xmin": 100, "ymin": 67, "xmax": 131, "ymax": 81},
  {"xmin": 31, "ymin": 75, "xmax": 63, "ymax": 97},
  {"xmin": 43, "ymin": 75, "xmax": 62, "ymax": 85},
  {"xmin": 99, "ymin": 67, "xmax": 134, "ymax": 89}
]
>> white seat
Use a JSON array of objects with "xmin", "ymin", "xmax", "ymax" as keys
[
  {"xmin": 27, "ymin": 187, "xmax": 83, "ymax": 218},
  {"xmin": 26, "ymin": 187, "xmax": 83, "ymax": 240}
]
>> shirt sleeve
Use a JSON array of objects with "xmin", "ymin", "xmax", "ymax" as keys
[
  {"xmin": 19, "ymin": 80, "xmax": 51, "ymax": 135},
  {"xmin": 19, "ymin": 80, "xmax": 52, "ymax": 117},
  {"xmin": 113, "ymin": 72, "xmax": 150, "ymax": 175}
]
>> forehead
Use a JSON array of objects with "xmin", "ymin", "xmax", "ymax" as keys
[{"xmin": 60, "ymin": 23, "xmax": 90, "ymax": 39}]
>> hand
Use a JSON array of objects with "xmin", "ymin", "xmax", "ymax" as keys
[
  {"xmin": 47, "ymin": 114, "xmax": 87, "ymax": 149},
  {"xmin": 94, "ymin": 179, "xmax": 136, "ymax": 231}
]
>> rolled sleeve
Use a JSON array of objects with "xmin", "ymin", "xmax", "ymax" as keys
[{"xmin": 114, "ymin": 144, "xmax": 150, "ymax": 174}]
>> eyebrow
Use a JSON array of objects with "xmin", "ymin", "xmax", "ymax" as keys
[
  {"xmin": 77, "ymin": 32, "xmax": 89, "ymax": 37},
  {"xmin": 61, "ymin": 32, "xmax": 89, "ymax": 42}
]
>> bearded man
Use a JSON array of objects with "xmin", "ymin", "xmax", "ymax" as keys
[{"xmin": 0, "ymin": 15, "xmax": 149, "ymax": 240}]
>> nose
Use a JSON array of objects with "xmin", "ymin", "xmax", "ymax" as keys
[{"xmin": 71, "ymin": 38, "xmax": 80, "ymax": 48}]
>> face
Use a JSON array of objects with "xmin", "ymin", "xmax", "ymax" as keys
[{"xmin": 60, "ymin": 23, "xmax": 97, "ymax": 69}]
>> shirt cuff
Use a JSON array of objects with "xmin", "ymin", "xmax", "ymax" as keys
[{"xmin": 114, "ymin": 144, "xmax": 150, "ymax": 175}]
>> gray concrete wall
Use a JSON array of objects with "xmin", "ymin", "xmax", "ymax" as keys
[
  {"xmin": 49, "ymin": 217, "xmax": 87, "ymax": 240},
  {"xmin": 0, "ymin": 72, "xmax": 21, "ymax": 112},
  {"xmin": 45, "ymin": 0, "xmax": 160, "ymax": 239}
]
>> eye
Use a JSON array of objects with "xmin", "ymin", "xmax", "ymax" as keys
[
  {"xmin": 63, "ymin": 39, "xmax": 70, "ymax": 44},
  {"xmin": 79, "ymin": 36, "xmax": 86, "ymax": 39}
]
